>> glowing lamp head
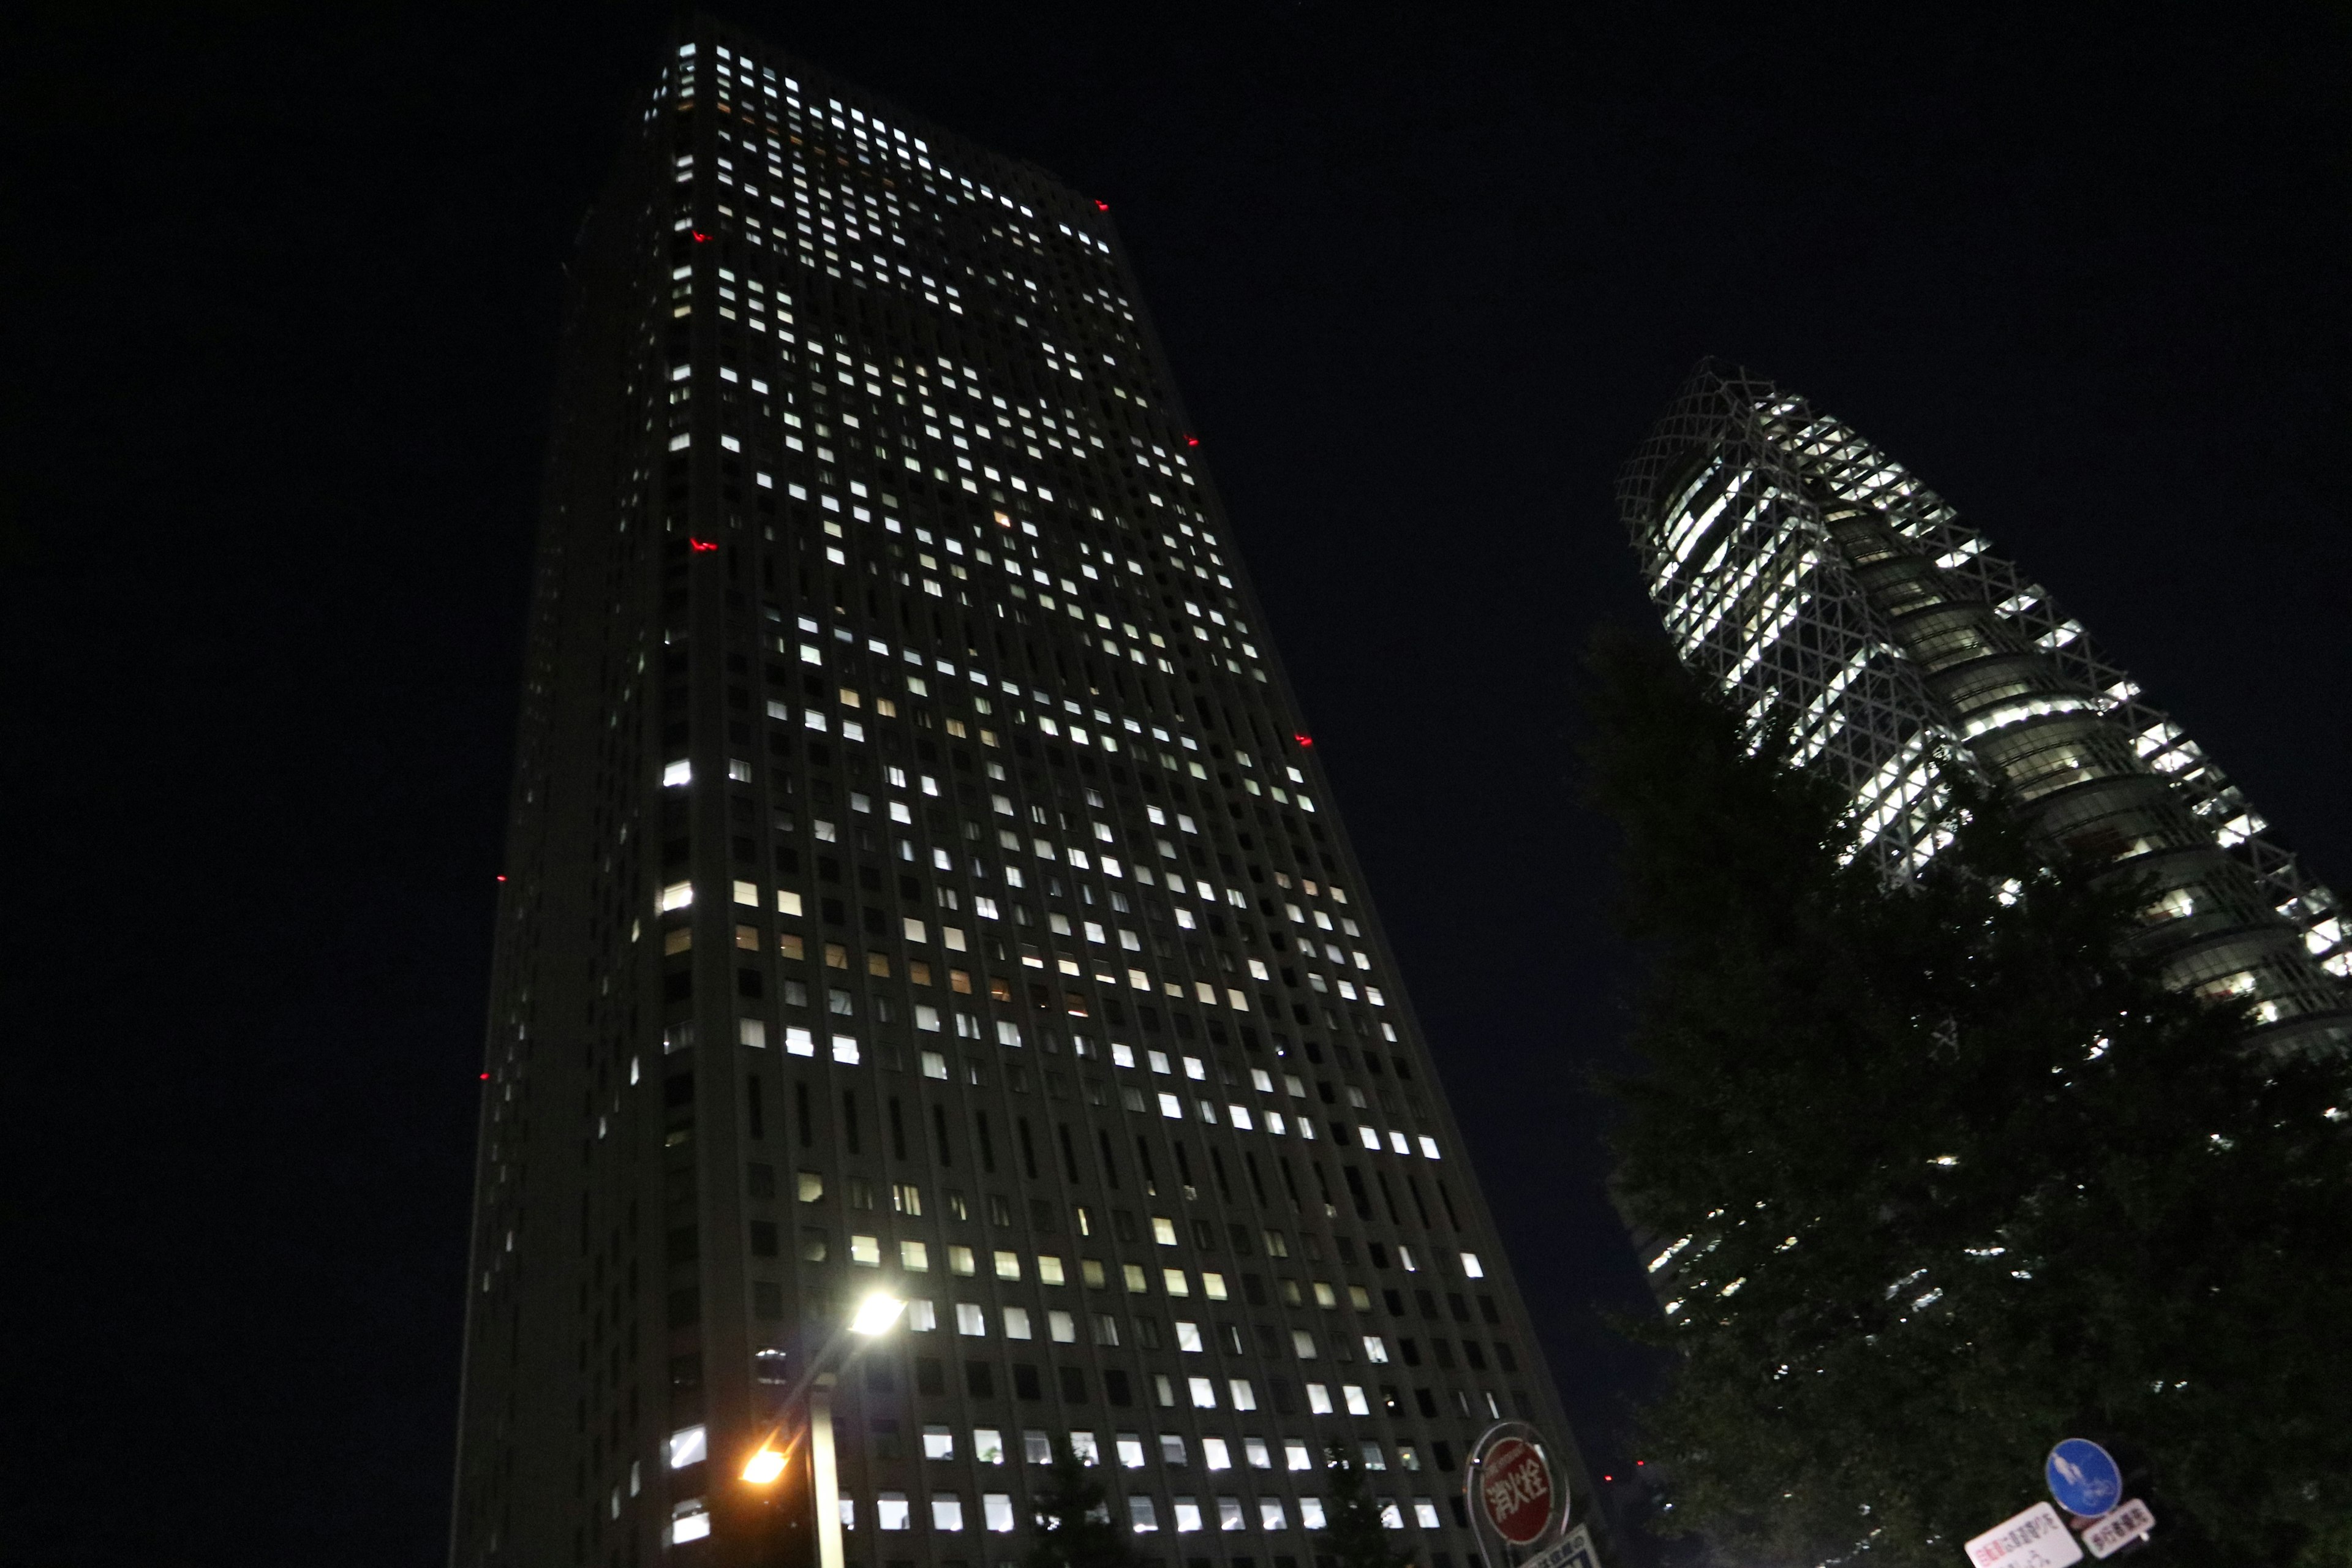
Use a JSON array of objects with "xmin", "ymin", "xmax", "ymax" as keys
[
  {"xmin": 850, "ymin": 1291, "xmax": 907, "ymax": 1336},
  {"xmin": 742, "ymin": 1445, "xmax": 788, "ymax": 1485}
]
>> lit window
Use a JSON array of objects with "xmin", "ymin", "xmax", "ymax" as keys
[
  {"xmin": 1188, "ymin": 1376, "xmax": 1217, "ymax": 1408},
  {"xmin": 1260, "ymin": 1498, "xmax": 1290, "ymax": 1531},
  {"xmin": 984, "ymin": 1494, "xmax": 1017, "ymax": 1531},
  {"xmin": 876, "ymin": 1493, "xmax": 911, "ymax": 1530},
  {"xmin": 931, "ymin": 1494, "xmax": 965, "ymax": 1532},
  {"xmin": 663, "ymin": 760, "xmax": 693, "ymax": 786},
  {"xmin": 924, "ymin": 1426, "xmax": 956, "ymax": 1460},
  {"xmin": 668, "ymin": 1425, "xmax": 707, "ymax": 1468},
  {"xmin": 1003, "ymin": 1305, "xmax": 1032, "ymax": 1340},
  {"xmin": 849, "ymin": 1235, "xmax": 879, "ymax": 1265},
  {"xmin": 1128, "ymin": 1496, "xmax": 1159, "ymax": 1532},
  {"xmin": 1460, "ymin": 1252, "xmax": 1485, "ymax": 1279},
  {"xmin": 670, "ymin": 1502, "xmax": 710, "ymax": 1544}
]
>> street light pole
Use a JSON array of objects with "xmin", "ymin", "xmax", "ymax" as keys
[{"xmin": 741, "ymin": 1291, "xmax": 908, "ymax": 1568}]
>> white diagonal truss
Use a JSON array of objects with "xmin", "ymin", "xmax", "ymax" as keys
[{"xmin": 1617, "ymin": 360, "xmax": 2349, "ymax": 1049}]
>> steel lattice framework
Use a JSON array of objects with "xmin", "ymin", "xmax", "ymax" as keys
[{"xmin": 1616, "ymin": 360, "xmax": 2350, "ymax": 1049}]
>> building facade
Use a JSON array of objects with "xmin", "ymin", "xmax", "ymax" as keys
[
  {"xmin": 450, "ymin": 20, "xmax": 1587, "ymax": 1568},
  {"xmin": 1616, "ymin": 360, "xmax": 2350, "ymax": 1053}
]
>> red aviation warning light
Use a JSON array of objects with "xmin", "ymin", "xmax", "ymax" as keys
[
  {"xmin": 689, "ymin": 537, "xmax": 718, "ymax": 552},
  {"xmin": 1294, "ymin": 733, "xmax": 1313, "ymax": 748},
  {"xmin": 692, "ymin": 230, "xmax": 710, "ymax": 243},
  {"xmin": 1093, "ymin": 200, "xmax": 1109, "ymax": 211}
]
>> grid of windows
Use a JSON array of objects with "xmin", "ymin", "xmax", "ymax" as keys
[
  {"xmin": 1616, "ymin": 358, "xmax": 2351, "ymax": 1049},
  {"xmin": 448, "ymin": 20, "xmax": 1589, "ymax": 1568}
]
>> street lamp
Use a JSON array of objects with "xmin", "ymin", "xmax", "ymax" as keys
[
  {"xmin": 739, "ymin": 1287, "xmax": 908, "ymax": 1568},
  {"xmin": 848, "ymin": 1290, "xmax": 906, "ymax": 1337}
]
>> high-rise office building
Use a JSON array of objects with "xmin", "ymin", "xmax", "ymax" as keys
[
  {"xmin": 1616, "ymin": 360, "xmax": 2350, "ymax": 1052},
  {"xmin": 451, "ymin": 20, "xmax": 1587, "ymax": 1568}
]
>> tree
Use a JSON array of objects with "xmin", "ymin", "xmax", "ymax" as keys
[
  {"xmin": 1583, "ymin": 628, "xmax": 2352, "ymax": 1567},
  {"xmin": 1319, "ymin": 1442, "xmax": 1410, "ymax": 1568},
  {"xmin": 1025, "ymin": 1449, "xmax": 1135, "ymax": 1568}
]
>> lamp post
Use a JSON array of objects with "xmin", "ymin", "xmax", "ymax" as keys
[{"xmin": 740, "ymin": 1289, "xmax": 907, "ymax": 1568}]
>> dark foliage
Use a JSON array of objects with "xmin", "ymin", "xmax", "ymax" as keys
[
  {"xmin": 1320, "ymin": 1442, "xmax": 1412, "ymax": 1568},
  {"xmin": 1584, "ymin": 629, "xmax": 2352, "ymax": 1566},
  {"xmin": 1025, "ymin": 1450, "xmax": 1136, "ymax": 1568}
]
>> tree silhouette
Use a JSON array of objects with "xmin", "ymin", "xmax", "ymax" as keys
[
  {"xmin": 1586, "ymin": 628, "xmax": 2352, "ymax": 1566},
  {"xmin": 1025, "ymin": 1447, "xmax": 1135, "ymax": 1568},
  {"xmin": 1319, "ymin": 1442, "xmax": 1409, "ymax": 1568}
]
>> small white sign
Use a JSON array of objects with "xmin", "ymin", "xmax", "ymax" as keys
[
  {"xmin": 1519, "ymin": 1524, "xmax": 1598, "ymax": 1568},
  {"xmin": 2082, "ymin": 1499, "xmax": 2155, "ymax": 1560},
  {"xmin": 1965, "ymin": 1502, "xmax": 2084, "ymax": 1568}
]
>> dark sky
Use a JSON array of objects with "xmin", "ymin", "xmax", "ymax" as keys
[{"xmin": 7, "ymin": 3, "xmax": 2347, "ymax": 1564}]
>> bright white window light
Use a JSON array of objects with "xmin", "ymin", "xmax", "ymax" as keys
[
  {"xmin": 1460, "ymin": 1252, "xmax": 1485, "ymax": 1279},
  {"xmin": 663, "ymin": 760, "xmax": 692, "ymax": 786},
  {"xmin": 850, "ymin": 1291, "xmax": 907, "ymax": 1336},
  {"xmin": 668, "ymin": 1424, "xmax": 707, "ymax": 1469},
  {"xmin": 660, "ymin": 881, "xmax": 693, "ymax": 912}
]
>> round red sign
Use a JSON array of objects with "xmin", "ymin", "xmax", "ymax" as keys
[{"xmin": 1479, "ymin": 1436, "xmax": 1554, "ymax": 1545}]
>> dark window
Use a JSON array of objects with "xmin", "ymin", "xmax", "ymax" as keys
[
  {"xmin": 1058, "ymin": 1366, "xmax": 1087, "ymax": 1402},
  {"xmin": 1104, "ymin": 1369, "xmax": 1132, "ymax": 1406},
  {"xmin": 667, "ymin": 1226, "xmax": 698, "ymax": 1264},
  {"xmin": 667, "ymin": 1287, "xmax": 700, "ymax": 1327},
  {"xmin": 752, "ymin": 1282, "xmax": 784, "ymax": 1319},
  {"xmin": 916, "ymin": 1358, "xmax": 946, "ymax": 1396},
  {"xmin": 1012, "ymin": 1363, "xmax": 1042, "ymax": 1400},
  {"xmin": 965, "ymin": 1362, "xmax": 994, "ymax": 1398},
  {"xmin": 1479, "ymin": 1294, "xmax": 1501, "ymax": 1325},
  {"xmin": 748, "ymin": 1221, "xmax": 778, "ymax": 1257},
  {"xmin": 747, "ymin": 1162, "xmax": 776, "ymax": 1199}
]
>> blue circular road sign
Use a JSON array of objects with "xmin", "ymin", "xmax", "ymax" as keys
[{"xmin": 2046, "ymin": 1439, "xmax": 2123, "ymax": 1517}]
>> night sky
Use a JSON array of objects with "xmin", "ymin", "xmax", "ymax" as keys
[{"xmin": 7, "ymin": 4, "xmax": 2348, "ymax": 1564}]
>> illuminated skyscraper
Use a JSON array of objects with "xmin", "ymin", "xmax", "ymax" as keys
[
  {"xmin": 450, "ymin": 20, "xmax": 1588, "ymax": 1568},
  {"xmin": 1616, "ymin": 360, "xmax": 2350, "ymax": 1050}
]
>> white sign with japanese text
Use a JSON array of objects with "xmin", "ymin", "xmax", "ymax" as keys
[{"xmin": 1965, "ymin": 1502, "xmax": 2084, "ymax": 1568}]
